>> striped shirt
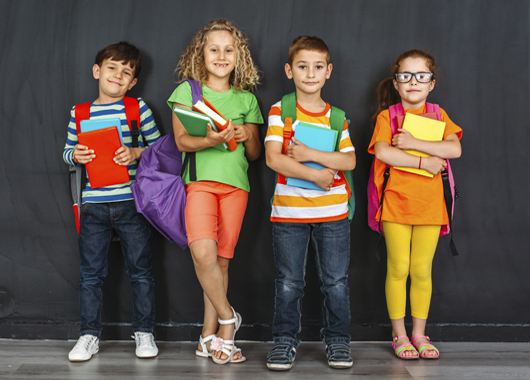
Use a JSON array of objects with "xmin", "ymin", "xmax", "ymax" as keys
[
  {"xmin": 265, "ymin": 101, "xmax": 355, "ymax": 223},
  {"xmin": 63, "ymin": 98, "xmax": 161, "ymax": 203}
]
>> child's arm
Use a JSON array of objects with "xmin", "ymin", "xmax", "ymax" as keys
[
  {"xmin": 172, "ymin": 102, "xmax": 235, "ymax": 152},
  {"xmin": 392, "ymin": 130, "xmax": 462, "ymax": 159},
  {"xmin": 266, "ymin": 140, "xmax": 335, "ymax": 191},
  {"xmin": 286, "ymin": 137, "xmax": 356, "ymax": 171},
  {"xmin": 114, "ymin": 146, "xmax": 144, "ymax": 166},
  {"xmin": 233, "ymin": 123, "xmax": 261, "ymax": 161},
  {"xmin": 374, "ymin": 141, "xmax": 447, "ymax": 175}
]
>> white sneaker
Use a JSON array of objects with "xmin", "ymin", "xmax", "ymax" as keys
[
  {"xmin": 68, "ymin": 335, "xmax": 99, "ymax": 362},
  {"xmin": 133, "ymin": 332, "xmax": 158, "ymax": 358}
]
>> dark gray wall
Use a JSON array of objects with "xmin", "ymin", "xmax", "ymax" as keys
[{"xmin": 0, "ymin": 0, "xmax": 528, "ymax": 341}]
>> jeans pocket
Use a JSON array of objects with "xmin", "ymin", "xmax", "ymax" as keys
[{"xmin": 80, "ymin": 203, "xmax": 89, "ymax": 220}]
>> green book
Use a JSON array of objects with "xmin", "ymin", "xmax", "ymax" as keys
[{"xmin": 173, "ymin": 106, "xmax": 228, "ymax": 151}]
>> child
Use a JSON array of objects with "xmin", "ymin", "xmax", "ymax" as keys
[
  {"xmin": 264, "ymin": 36, "xmax": 356, "ymax": 370},
  {"xmin": 167, "ymin": 20, "xmax": 263, "ymax": 364},
  {"xmin": 63, "ymin": 42, "xmax": 161, "ymax": 361},
  {"xmin": 368, "ymin": 49, "xmax": 462, "ymax": 359}
]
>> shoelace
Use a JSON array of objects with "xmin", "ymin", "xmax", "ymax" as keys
[
  {"xmin": 74, "ymin": 335, "xmax": 95, "ymax": 350},
  {"xmin": 133, "ymin": 333, "xmax": 155, "ymax": 348}
]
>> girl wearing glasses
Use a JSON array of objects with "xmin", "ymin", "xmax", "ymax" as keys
[{"xmin": 368, "ymin": 50, "xmax": 462, "ymax": 359}]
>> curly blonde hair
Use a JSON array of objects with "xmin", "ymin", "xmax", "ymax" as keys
[{"xmin": 175, "ymin": 19, "xmax": 260, "ymax": 91}]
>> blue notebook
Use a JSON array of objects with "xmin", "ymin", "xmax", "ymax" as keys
[
  {"xmin": 80, "ymin": 118, "xmax": 124, "ymax": 146},
  {"xmin": 286, "ymin": 122, "xmax": 338, "ymax": 191}
]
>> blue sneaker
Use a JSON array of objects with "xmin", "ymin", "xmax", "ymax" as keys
[
  {"xmin": 267, "ymin": 343, "xmax": 296, "ymax": 371},
  {"xmin": 326, "ymin": 342, "xmax": 353, "ymax": 369}
]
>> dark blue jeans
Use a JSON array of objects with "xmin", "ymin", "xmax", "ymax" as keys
[
  {"xmin": 78, "ymin": 200, "xmax": 155, "ymax": 337},
  {"xmin": 271, "ymin": 219, "xmax": 351, "ymax": 347}
]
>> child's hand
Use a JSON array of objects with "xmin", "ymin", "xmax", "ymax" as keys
[
  {"xmin": 422, "ymin": 156, "xmax": 447, "ymax": 175},
  {"xmin": 73, "ymin": 144, "xmax": 95, "ymax": 164},
  {"xmin": 392, "ymin": 129, "xmax": 417, "ymax": 150},
  {"xmin": 206, "ymin": 121, "xmax": 235, "ymax": 146},
  {"xmin": 313, "ymin": 168, "xmax": 335, "ymax": 191},
  {"xmin": 233, "ymin": 123, "xmax": 251, "ymax": 142},
  {"xmin": 114, "ymin": 146, "xmax": 137, "ymax": 166},
  {"xmin": 287, "ymin": 137, "xmax": 313, "ymax": 162}
]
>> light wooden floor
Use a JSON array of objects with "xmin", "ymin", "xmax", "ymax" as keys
[{"xmin": 0, "ymin": 339, "xmax": 529, "ymax": 380}]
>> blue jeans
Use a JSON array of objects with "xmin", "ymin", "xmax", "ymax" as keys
[
  {"xmin": 78, "ymin": 200, "xmax": 155, "ymax": 337},
  {"xmin": 271, "ymin": 219, "xmax": 351, "ymax": 347}
]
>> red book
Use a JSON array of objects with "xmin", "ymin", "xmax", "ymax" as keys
[
  {"xmin": 77, "ymin": 127, "xmax": 130, "ymax": 189},
  {"xmin": 192, "ymin": 96, "xmax": 238, "ymax": 151}
]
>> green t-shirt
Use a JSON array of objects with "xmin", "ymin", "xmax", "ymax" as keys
[{"xmin": 167, "ymin": 82, "xmax": 263, "ymax": 192}]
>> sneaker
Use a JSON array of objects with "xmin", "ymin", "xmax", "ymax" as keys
[
  {"xmin": 266, "ymin": 343, "xmax": 296, "ymax": 371},
  {"xmin": 326, "ymin": 342, "xmax": 353, "ymax": 369},
  {"xmin": 68, "ymin": 335, "xmax": 99, "ymax": 362},
  {"xmin": 133, "ymin": 332, "xmax": 158, "ymax": 358}
]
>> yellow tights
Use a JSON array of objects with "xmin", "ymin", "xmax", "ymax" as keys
[{"xmin": 383, "ymin": 221, "xmax": 441, "ymax": 320}]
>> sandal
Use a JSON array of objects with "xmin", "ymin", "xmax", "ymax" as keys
[
  {"xmin": 195, "ymin": 333, "xmax": 246, "ymax": 363},
  {"xmin": 411, "ymin": 335, "xmax": 439, "ymax": 359},
  {"xmin": 392, "ymin": 335, "xmax": 419, "ymax": 360},
  {"xmin": 195, "ymin": 334, "xmax": 216, "ymax": 358},
  {"xmin": 210, "ymin": 307, "xmax": 244, "ymax": 365}
]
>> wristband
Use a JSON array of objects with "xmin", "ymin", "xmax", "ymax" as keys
[{"xmin": 419, "ymin": 157, "xmax": 422, "ymax": 169}]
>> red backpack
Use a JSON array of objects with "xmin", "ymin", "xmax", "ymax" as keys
[{"xmin": 69, "ymin": 97, "xmax": 142, "ymax": 233}]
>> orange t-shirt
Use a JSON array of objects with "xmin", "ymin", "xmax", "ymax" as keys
[{"xmin": 368, "ymin": 105, "xmax": 462, "ymax": 225}]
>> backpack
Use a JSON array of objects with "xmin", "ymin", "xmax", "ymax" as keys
[
  {"xmin": 278, "ymin": 92, "xmax": 355, "ymax": 222},
  {"xmin": 69, "ymin": 97, "xmax": 142, "ymax": 233},
  {"xmin": 130, "ymin": 79, "xmax": 202, "ymax": 250},
  {"xmin": 367, "ymin": 103, "xmax": 459, "ymax": 257}
]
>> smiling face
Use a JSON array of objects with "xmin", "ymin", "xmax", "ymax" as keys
[
  {"xmin": 393, "ymin": 56, "xmax": 435, "ymax": 110},
  {"xmin": 203, "ymin": 30, "xmax": 236, "ymax": 86},
  {"xmin": 93, "ymin": 58, "xmax": 137, "ymax": 104},
  {"xmin": 285, "ymin": 49, "xmax": 332, "ymax": 97}
]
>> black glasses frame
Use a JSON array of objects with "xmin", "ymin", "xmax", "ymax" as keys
[{"xmin": 394, "ymin": 72, "xmax": 434, "ymax": 83}]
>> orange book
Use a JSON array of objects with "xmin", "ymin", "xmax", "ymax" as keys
[
  {"xmin": 396, "ymin": 112, "xmax": 437, "ymax": 129},
  {"xmin": 77, "ymin": 127, "xmax": 130, "ymax": 189},
  {"xmin": 192, "ymin": 96, "xmax": 238, "ymax": 151}
]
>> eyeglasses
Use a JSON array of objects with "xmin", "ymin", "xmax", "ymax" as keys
[{"xmin": 395, "ymin": 72, "xmax": 433, "ymax": 83}]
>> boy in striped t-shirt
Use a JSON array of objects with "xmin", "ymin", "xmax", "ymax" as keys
[
  {"xmin": 63, "ymin": 42, "xmax": 160, "ymax": 362},
  {"xmin": 264, "ymin": 36, "xmax": 356, "ymax": 371}
]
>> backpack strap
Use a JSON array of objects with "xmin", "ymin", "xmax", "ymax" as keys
[
  {"xmin": 280, "ymin": 92, "xmax": 297, "ymax": 154},
  {"xmin": 123, "ymin": 97, "xmax": 142, "ymax": 148},
  {"xmin": 180, "ymin": 79, "xmax": 203, "ymax": 182},
  {"xmin": 74, "ymin": 102, "xmax": 91, "ymax": 135}
]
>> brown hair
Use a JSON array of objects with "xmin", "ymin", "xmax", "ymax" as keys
[
  {"xmin": 370, "ymin": 49, "xmax": 438, "ymax": 128},
  {"xmin": 288, "ymin": 36, "xmax": 330, "ymax": 66},
  {"xmin": 95, "ymin": 41, "xmax": 142, "ymax": 78},
  {"xmin": 175, "ymin": 19, "xmax": 260, "ymax": 91}
]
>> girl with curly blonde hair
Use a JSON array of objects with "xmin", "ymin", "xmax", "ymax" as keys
[{"xmin": 167, "ymin": 19, "xmax": 263, "ymax": 365}]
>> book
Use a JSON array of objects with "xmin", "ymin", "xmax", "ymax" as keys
[
  {"xmin": 286, "ymin": 122, "xmax": 338, "ymax": 191},
  {"xmin": 80, "ymin": 118, "xmax": 124, "ymax": 146},
  {"xmin": 173, "ymin": 106, "xmax": 227, "ymax": 151},
  {"xmin": 393, "ymin": 113, "xmax": 446, "ymax": 178},
  {"xmin": 77, "ymin": 127, "xmax": 130, "ymax": 189},
  {"xmin": 192, "ymin": 96, "xmax": 238, "ymax": 151}
]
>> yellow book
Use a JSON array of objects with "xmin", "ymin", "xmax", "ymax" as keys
[{"xmin": 393, "ymin": 113, "xmax": 446, "ymax": 178}]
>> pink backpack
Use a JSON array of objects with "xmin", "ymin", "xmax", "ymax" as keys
[{"xmin": 367, "ymin": 103, "xmax": 458, "ymax": 256}]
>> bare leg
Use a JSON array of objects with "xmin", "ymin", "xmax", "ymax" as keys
[
  {"xmin": 412, "ymin": 317, "xmax": 437, "ymax": 357},
  {"xmin": 189, "ymin": 239, "xmax": 235, "ymax": 361},
  {"xmin": 198, "ymin": 256, "xmax": 242, "ymax": 360},
  {"xmin": 391, "ymin": 318, "xmax": 418, "ymax": 358}
]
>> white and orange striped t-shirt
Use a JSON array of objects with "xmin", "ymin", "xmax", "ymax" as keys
[{"xmin": 265, "ymin": 101, "xmax": 355, "ymax": 223}]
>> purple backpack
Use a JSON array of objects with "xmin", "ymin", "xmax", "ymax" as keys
[
  {"xmin": 367, "ymin": 103, "xmax": 458, "ymax": 256},
  {"xmin": 131, "ymin": 80, "xmax": 202, "ymax": 250}
]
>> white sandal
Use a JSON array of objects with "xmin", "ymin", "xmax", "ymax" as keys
[
  {"xmin": 195, "ymin": 334, "xmax": 216, "ymax": 358},
  {"xmin": 195, "ymin": 333, "xmax": 246, "ymax": 363},
  {"xmin": 210, "ymin": 307, "xmax": 245, "ymax": 364}
]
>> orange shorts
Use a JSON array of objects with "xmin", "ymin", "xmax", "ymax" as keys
[{"xmin": 185, "ymin": 181, "xmax": 248, "ymax": 259}]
